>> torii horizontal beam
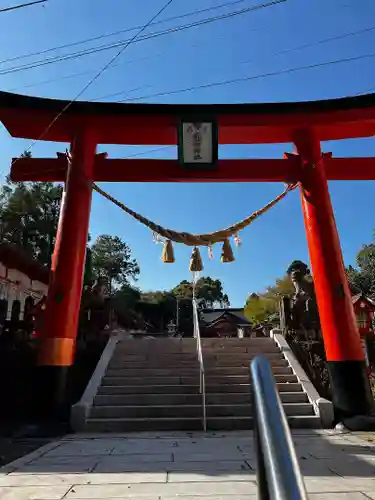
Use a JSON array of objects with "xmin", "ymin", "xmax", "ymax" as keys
[
  {"xmin": 10, "ymin": 154, "xmax": 375, "ymax": 183},
  {"xmin": 2, "ymin": 91, "xmax": 375, "ymax": 143}
]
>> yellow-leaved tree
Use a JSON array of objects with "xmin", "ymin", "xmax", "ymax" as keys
[{"xmin": 244, "ymin": 275, "xmax": 295, "ymax": 325}]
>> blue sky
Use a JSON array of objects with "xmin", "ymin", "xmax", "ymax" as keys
[{"xmin": 0, "ymin": 0, "xmax": 375, "ymax": 306}]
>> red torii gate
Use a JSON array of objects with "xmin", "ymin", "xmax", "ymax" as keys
[{"xmin": 3, "ymin": 90, "xmax": 375, "ymax": 424}]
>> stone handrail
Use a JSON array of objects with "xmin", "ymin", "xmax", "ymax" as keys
[
  {"xmin": 270, "ymin": 329, "xmax": 334, "ymax": 428},
  {"xmin": 70, "ymin": 331, "xmax": 126, "ymax": 431}
]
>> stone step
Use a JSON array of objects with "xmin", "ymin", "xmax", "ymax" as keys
[
  {"xmin": 204, "ymin": 366, "xmax": 292, "ymax": 375},
  {"xmin": 108, "ymin": 356, "xmax": 288, "ymax": 370},
  {"xmin": 109, "ymin": 354, "xmax": 287, "ymax": 368},
  {"xmin": 85, "ymin": 414, "xmax": 320, "ymax": 432},
  {"xmin": 105, "ymin": 366, "xmax": 292, "ymax": 378},
  {"xmin": 205, "ymin": 373, "xmax": 297, "ymax": 384},
  {"xmin": 98, "ymin": 384, "xmax": 200, "ymax": 395},
  {"xmin": 86, "ymin": 417, "xmax": 204, "ymax": 432},
  {"xmin": 116, "ymin": 338, "xmax": 279, "ymax": 348},
  {"xmin": 201, "ymin": 348, "xmax": 281, "ymax": 355},
  {"xmin": 81, "ymin": 334, "xmax": 321, "ymax": 433},
  {"xmin": 106, "ymin": 368, "xmax": 201, "ymax": 377},
  {"xmin": 97, "ymin": 382, "xmax": 303, "ymax": 395},
  {"xmin": 90, "ymin": 402, "xmax": 314, "ymax": 419},
  {"xmin": 203, "ymin": 357, "xmax": 287, "ymax": 367},
  {"xmin": 114, "ymin": 345, "xmax": 281, "ymax": 355},
  {"xmin": 101, "ymin": 373, "xmax": 298, "ymax": 386},
  {"xmin": 94, "ymin": 391, "xmax": 308, "ymax": 406},
  {"xmin": 202, "ymin": 338, "xmax": 276, "ymax": 345},
  {"xmin": 117, "ymin": 338, "xmax": 276, "ymax": 346},
  {"xmin": 207, "ymin": 415, "xmax": 321, "ymax": 430}
]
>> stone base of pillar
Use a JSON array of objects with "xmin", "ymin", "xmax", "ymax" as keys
[
  {"xmin": 340, "ymin": 415, "xmax": 375, "ymax": 432},
  {"xmin": 328, "ymin": 360, "xmax": 375, "ymax": 422},
  {"xmin": 34, "ymin": 365, "xmax": 70, "ymax": 421}
]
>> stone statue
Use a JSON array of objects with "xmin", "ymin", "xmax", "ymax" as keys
[{"xmin": 286, "ymin": 260, "xmax": 320, "ymax": 339}]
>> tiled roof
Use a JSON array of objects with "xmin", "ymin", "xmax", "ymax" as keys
[
  {"xmin": 352, "ymin": 293, "xmax": 375, "ymax": 307},
  {"xmin": 201, "ymin": 308, "xmax": 251, "ymax": 326}
]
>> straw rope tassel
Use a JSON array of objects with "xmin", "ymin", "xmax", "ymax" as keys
[
  {"xmin": 221, "ymin": 238, "xmax": 235, "ymax": 263},
  {"xmin": 190, "ymin": 247, "xmax": 204, "ymax": 272},
  {"xmin": 162, "ymin": 240, "xmax": 175, "ymax": 263}
]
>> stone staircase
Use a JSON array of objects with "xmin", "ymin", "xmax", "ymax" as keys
[{"xmin": 81, "ymin": 337, "xmax": 321, "ymax": 432}]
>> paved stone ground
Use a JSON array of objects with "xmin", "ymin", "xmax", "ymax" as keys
[{"xmin": 1, "ymin": 430, "xmax": 375, "ymax": 499}]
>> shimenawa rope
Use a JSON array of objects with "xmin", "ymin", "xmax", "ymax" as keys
[{"xmin": 92, "ymin": 181, "xmax": 297, "ymax": 247}]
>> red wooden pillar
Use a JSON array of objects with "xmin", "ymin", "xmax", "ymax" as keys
[
  {"xmin": 295, "ymin": 129, "xmax": 374, "ymax": 420},
  {"xmin": 38, "ymin": 129, "xmax": 96, "ymax": 416}
]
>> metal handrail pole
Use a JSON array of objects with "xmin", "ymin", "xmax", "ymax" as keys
[
  {"xmin": 202, "ymin": 369, "xmax": 207, "ymax": 432},
  {"xmin": 253, "ymin": 390, "xmax": 271, "ymax": 500},
  {"xmin": 192, "ymin": 299, "xmax": 207, "ymax": 432},
  {"xmin": 251, "ymin": 356, "xmax": 308, "ymax": 500}
]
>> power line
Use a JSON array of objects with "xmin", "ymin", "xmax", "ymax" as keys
[
  {"xmin": 0, "ymin": 0, "xmax": 257, "ymax": 66},
  {"xmin": 20, "ymin": 0, "xmax": 176, "ymax": 156},
  {"xmin": 9, "ymin": 27, "xmax": 235, "ymax": 92},
  {"xmin": 0, "ymin": 0, "xmax": 47, "ymax": 13},
  {"xmin": 109, "ymin": 50, "xmax": 375, "ymax": 103},
  {"xmin": 6, "ymin": 1, "xmax": 372, "ymax": 94},
  {"xmin": 0, "ymin": 0, "xmax": 288, "ymax": 77},
  {"xmin": 7, "ymin": 26, "xmax": 268, "ymax": 93},
  {"xmin": 355, "ymin": 85, "xmax": 375, "ymax": 96},
  {"xmin": 121, "ymin": 146, "xmax": 175, "ymax": 159},
  {"xmin": 90, "ymin": 84, "xmax": 154, "ymax": 102},
  {"xmin": 250, "ymin": 24, "xmax": 375, "ymax": 62}
]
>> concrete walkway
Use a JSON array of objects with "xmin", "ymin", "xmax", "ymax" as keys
[{"xmin": 1, "ymin": 430, "xmax": 375, "ymax": 499}]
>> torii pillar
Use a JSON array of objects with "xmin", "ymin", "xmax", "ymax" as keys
[
  {"xmin": 37, "ymin": 129, "xmax": 96, "ymax": 417},
  {"xmin": 295, "ymin": 129, "xmax": 374, "ymax": 423}
]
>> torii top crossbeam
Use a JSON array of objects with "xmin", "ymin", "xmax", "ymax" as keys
[{"xmin": 1, "ymin": 90, "xmax": 375, "ymax": 144}]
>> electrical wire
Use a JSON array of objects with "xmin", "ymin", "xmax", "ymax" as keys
[
  {"xmin": 354, "ymin": 83, "xmax": 375, "ymax": 95},
  {"xmin": 0, "ymin": 0, "xmax": 47, "ymax": 13},
  {"xmin": 105, "ymin": 50, "xmax": 375, "ymax": 103},
  {"xmin": 95, "ymin": 23, "xmax": 375, "ymax": 102},
  {"xmin": 9, "ymin": 29, "xmax": 236, "ymax": 92},
  {"xmin": 0, "ymin": 0, "xmax": 265, "ymax": 66},
  {"xmin": 2, "ymin": 0, "xmax": 365, "ymax": 68},
  {"xmin": 18, "ymin": 0, "xmax": 176, "ymax": 157},
  {"xmin": 0, "ymin": 0, "xmax": 287, "ymax": 77},
  {"xmin": 121, "ymin": 146, "xmax": 175, "ymax": 158},
  {"xmin": 90, "ymin": 84, "xmax": 154, "ymax": 102},
  {"xmin": 7, "ymin": 2, "xmax": 374, "ymax": 95}
]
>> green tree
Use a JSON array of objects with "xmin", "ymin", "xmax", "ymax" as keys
[
  {"xmin": 244, "ymin": 275, "xmax": 294, "ymax": 325},
  {"xmin": 84, "ymin": 246, "xmax": 93, "ymax": 285},
  {"xmin": 112, "ymin": 284, "xmax": 142, "ymax": 326},
  {"xmin": 263, "ymin": 276, "xmax": 295, "ymax": 302},
  {"xmin": 244, "ymin": 293, "xmax": 277, "ymax": 325},
  {"xmin": 346, "ymin": 233, "xmax": 375, "ymax": 296},
  {"xmin": 135, "ymin": 291, "xmax": 176, "ymax": 332},
  {"xmin": 0, "ymin": 169, "xmax": 63, "ymax": 266},
  {"xmin": 0, "ymin": 166, "xmax": 93, "ymax": 279},
  {"xmin": 172, "ymin": 276, "xmax": 230, "ymax": 308},
  {"xmin": 172, "ymin": 280, "xmax": 193, "ymax": 300},
  {"xmin": 114, "ymin": 284, "xmax": 141, "ymax": 310},
  {"xmin": 91, "ymin": 235, "xmax": 140, "ymax": 288}
]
